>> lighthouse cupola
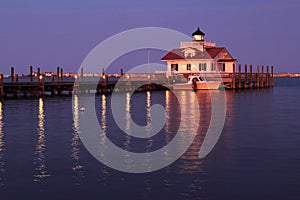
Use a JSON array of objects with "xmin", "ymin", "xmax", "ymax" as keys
[{"xmin": 192, "ymin": 27, "xmax": 205, "ymax": 41}]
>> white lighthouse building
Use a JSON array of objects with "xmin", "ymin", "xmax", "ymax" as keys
[{"xmin": 161, "ymin": 27, "xmax": 237, "ymax": 75}]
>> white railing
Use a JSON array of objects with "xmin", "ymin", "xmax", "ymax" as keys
[{"xmin": 180, "ymin": 41, "xmax": 216, "ymax": 48}]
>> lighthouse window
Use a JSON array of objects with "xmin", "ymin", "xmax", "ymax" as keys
[
  {"xmin": 211, "ymin": 63, "xmax": 216, "ymax": 71},
  {"xmin": 222, "ymin": 63, "xmax": 226, "ymax": 71},
  {"xmin": 171, "ymin": 64, "xmax": 178, "ymax": 71},
  {"xmin": 199, "ymin": 63, "xmax": 207, "ymax": 71},
  {"xmin": 187, "ymin": 64, "xmax": 191, "ymax": 71}
]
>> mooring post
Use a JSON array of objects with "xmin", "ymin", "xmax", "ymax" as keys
[
  {"xmin": 30, "ymin": 66, "xmax": 33, "ymax": 82},
  {"xmin": 37, "ymin": 67, "xmax": 41, "ymax": 80},
  {"xmin": 261, "ymin": 65, "xmax": 264, "ymax": 87},
  {"xmin": 60, "ymin": 68, "xmax": 63, "ymax": 82},
  {"xmin": 232, "ymin": 63, "xmax": 236, "ymax": 89},
  {"xmin": 249, "ymin": 65, "xmax": 253, "ymax": 89},
  {"xmin": 40, "ymin": 74, "xmax": 45, "ymax": 96},
  {"xmin": 266, "ymin": 66, "xmax": 269, "ymax": 87},
  {"xmin": 244, "ymin": 64, "xmax": 248, "ymax": 89},
  {"xmin": 15, "ymin": 74, "xmax": 18, "ymax": 83},
  {"xmin": 10, "ymin": 67, "xmax": 14, "ymax": 82},
  {"xmin": 238, "ymin": 64, "xmax": 241, "ymax": 89},
  {"xmin": 51, "ymin": 74, "xmax": 54, "ymax": 82},
  {"xmin": 81, "ymin": 67, "xmax": 84, "ymax": 81},
  {"xmin": 120, "ymin": 68, "xmax": 124, "ymax": 77},
  {"xmin": 0, "ymin": 74, "xmax": 3, "ymax": 97},
  {"xmin": 271, "ymin": 66, "xmax": 274, "ymax": 87},
  {"xmin": 257, "ymin": 65, "xmax": 260, "ymax": 88},
  {"xmin": 57, "ymin": 67, "xmax": 60, "ymax": 81}
]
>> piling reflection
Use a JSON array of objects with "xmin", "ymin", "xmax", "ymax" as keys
[
  {"xmin": 0, "ymin": 101, "xmax": 4, "ymax": 187},
  {"xmin": 72, "ymin": 95, "xmax": 85, "ymax": 185},
  {"xmin": 34, "ymin": 98, "xmax": 50, "ymax": 182}
]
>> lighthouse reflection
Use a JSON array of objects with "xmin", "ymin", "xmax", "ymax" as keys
[{"xmin": 164, "ymin": 90, "xmax": 213, "ymax": 174}]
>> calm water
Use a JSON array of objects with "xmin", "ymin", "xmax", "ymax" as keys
[{"xmin": 0, "ymin": 78, "xmax": 299, "ymax": 200}]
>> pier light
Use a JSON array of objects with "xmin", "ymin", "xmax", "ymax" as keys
[
  {"xmin": 102, "ymin": 75, "xmax": 106, "ymax": 79},
  {"xmin": 74, "ymin": 75, "xmax": 78, "ymax": 79},
  {"xmin": 39, "ymin": 75, "xmax": 43, "ymax": 80}
]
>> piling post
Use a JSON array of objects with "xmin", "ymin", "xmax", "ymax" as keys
[
  {"xmin": 256, "ymin": 65, "xmax": 260, "ymax": 88},
  {"xmin": 56, "ymin": 66, "xmax": 59, "ymax": 81},
  {"xmin": 0, "ymin": 74, "xmax": 3, "ymax": 97},
  {"xmin": 238, "ymin": 64, "xmax": 241, "ymax": 89},
  {"xmin": 271, "ymin": 66, "xmax": 274, "ymax": 87},
  {"xmin": 51, "ymin": 74, "xmax": 54, "ymax": 82},
  {"xmin": 10, "ymin": 67, "xmax": 14, "ymax": 82},
  {"xmin": 249, "ymin": 65, "xmax": 253, "ymax": 89},
  {"xmin": 261, "ymin": 66, "xmax": 264, "ymax": 87},
  {"xmin": 266, "ymin": 66, "xmax": 269, "ymax": 87},
  {"xmin": 37, "ymin": 68, "xmax": 41, "ymax": 80},
  {"xmin": 81, "ymin": 68, "xmax": 84, "ymax": 81},
  {"xmin": 120, "ymin": 68, "xmax": 124, "ymax": 77},
  {"xmin": 15, "ymin": 74, "xmax": 18, "ymax": 83},
  {"xmin": 30, "ymin": 66, "xmax": 33, "ymax": 82},
  {"xmin": 39, "ymin": 74, "xmax": 45, "ymax": 96},
  {"xmin": 232, "ymin": 63, "xmax": 236, "ymax": 89},
  {"xmin": 244, "ymin": 64, "xmax": 248, "ymax": 89},
  {"xmin": 60, "ymin": 68, "xmax": 63, "ymax": 82}
]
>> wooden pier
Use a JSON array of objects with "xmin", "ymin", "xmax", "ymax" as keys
[{"xmin": 0, "ymin": 64, "xmax": 274, "ymax": 98}]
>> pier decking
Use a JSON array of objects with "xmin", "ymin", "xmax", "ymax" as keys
[{"xmin": 0, "ymin": 64, "xmax": 274, "ymax": 98}]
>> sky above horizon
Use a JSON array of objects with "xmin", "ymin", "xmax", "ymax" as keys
[{"xmin": 0, "ymin": 0, "xmax": 299, "ymax": 74}]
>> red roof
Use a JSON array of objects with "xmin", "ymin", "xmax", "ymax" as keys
[
  {"xmin": 206, "ymin": 47, "xmax": 224, "ymax": 58},
  {"xmin": 218, "ymin": 59, "xmax": 237, "ymax": 62}
]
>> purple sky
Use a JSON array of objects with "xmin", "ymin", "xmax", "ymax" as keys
[{"xmin": 0, "ymin": 0, "xmax": 299, "ymax": 74}]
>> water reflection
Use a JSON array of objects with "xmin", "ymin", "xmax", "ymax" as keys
[
  {"xmin": 0, "ymin": 101, "xmax": 5, "ymax": 187},
  {"xmin": 34, "ymin": 98, "xmax": 50, "ymax": 182},
  {"xmin": 72, "ymin": 95, "xmax": 85, "ymax": 185},
  {"xmin": 164, "ymin": 90, "xmax": 212, "ymax": 174},
  {"xmin": 98, "ymin": 94, "xmax": 110, "ymax": 183}
]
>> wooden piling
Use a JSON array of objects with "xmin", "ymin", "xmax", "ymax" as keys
[
  {"xmin": 249, "ymin": 65, "xmax": 253, "ymax": 89},
  {"xmin": 57, "ymin": 67, "xmax": 60, "ymax": 81},
  {"xmin": 40, "ymin": 75, "xmax": 45, "ymax": 96},
  {"xmin": 244, "ymin": 64, "xmax": 248, "ymax": 89},
  {"xmin": 10, "ymin": 67, "xmax": 14, "ymax": 82},
  {"xmin": 37, "ymin": 68, "xmax": 41, "ymax": 79},
  {"xmin": 0, "ymin": 74, "xmax": 3, "ymax": 97},
  {"xmin": 232, "ymin": 63, "xmax": 236, "ymax": 89},
  {"xmin": 120, "ymin": 68, "xmax": 124, "ymax": 76},
  {"xmin": 271, "ymin": 66, "xmax": 274, "ymax": 87},
  {"xmin": 266, "ymin": 66, "xmax": 269, "ymax": 87},
  {"xmin": 15, "ymin": 74, "xmax": 18, "ymax": 83},
  {"xmin": 60, "ymin": 68, "xmax": 63, "ymax": 82},
  {"xmin": 261, "ymin": 66, "xmax": 264, "ymax": 87},
  {"xmin": 238, "ymin": 64, "xmax": 241, "ymax": 89},
  {"xmin": 256, "ymin": 65, "xmax": 260, "ymax": 88},
  {"xmin": 30, "ymin": 66, "xmax": 33, "ymax": 82},
  {"xmin": 81, "ymin": 68, "xmax": 84, "ymax": 81}
]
